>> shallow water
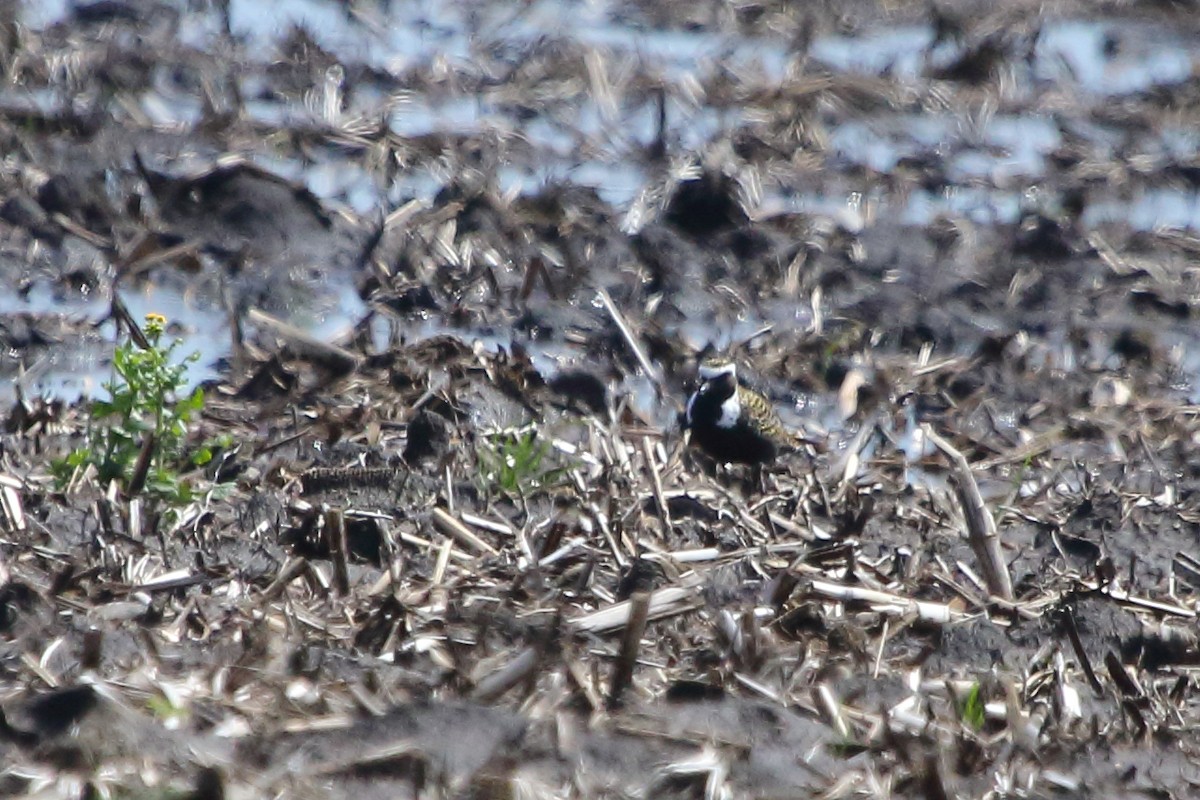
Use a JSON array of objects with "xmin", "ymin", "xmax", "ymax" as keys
[{"xmin": 10, "ymin": 0, "xmax": 1200, "ymax": 406}]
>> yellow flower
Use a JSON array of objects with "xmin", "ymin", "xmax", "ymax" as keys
[{"xmin": 144, "ymin": 313, "xmax": 167, "ymax": 336}]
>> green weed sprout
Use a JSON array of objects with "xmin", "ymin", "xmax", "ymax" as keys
[
  {"xmin": 54, "ymin": 313, "xmax": 212, "ymax": 507},
  {"xmin": 477, "ymin": 427, "xmax": 567, "ymax": 498},
  {"xmin": 959, "ymin": 682, "xmax": 986, "ymax": 731}
]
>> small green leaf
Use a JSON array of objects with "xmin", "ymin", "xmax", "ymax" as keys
[
  {"xmin": 961, "ymin": 683, "xmax": 986, "ymax": 730},
  {"xmin": 182, "ymin": 387, "xmax": 205, "ymax": 412},
  {"xmin": 208, "ymin": 483, "xmax": 235, "ymax": 501}
]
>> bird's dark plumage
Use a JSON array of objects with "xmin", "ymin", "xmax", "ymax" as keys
[{"xmin": 684, "ymin": 360, "xmax": 791, "ymax": 465}]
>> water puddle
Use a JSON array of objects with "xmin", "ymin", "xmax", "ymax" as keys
[
  {"xmin": 390, "ymin": 96, "xmax": 487, "ymax": 138},
  {"xmin": 14, "ymin": 0, "xmax": 1200, "ymax": 415},
  {"xmin": 17, "ymin": 0, "xmax": 69, "ymax": 28},
  {"xmin": 1034, "ymin": 20, "xmax": 1195, "ymax": 96},
  {"xmin": 900, "ymin": 187, "xmax": 1024, "ymax": 226},
  {"xmin": 1, "ymin": 271, "xmax": 365, "ymax": 404},
  {"xmin": 830, "ymin": 112, "xmax": 1062, "ymax": 181},
  {"xmin": 810, "ymin": 25, "xmax": 932, "ymax": 79},
  {"xmin": 1085, "ymin": 189, "xmax": 1200, "ymax": 232},
  {"xmin": 1, "ymin": 284, "xmax": 219, "ymax": 403},
  {"xmin": 810, "ymin": 17, "xmax": 1197, "ymax": 99}
]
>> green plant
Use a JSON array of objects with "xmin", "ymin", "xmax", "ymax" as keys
[
  {"xmin": 959, "ymin": 682, "xmax": 986, "ymax": 730},
  {"xmin": 828, "ymin": 737, "xmax": 868, "ymax": 758},
  {"xmin": 54, "ymin": 313, "xmax": 210, "ymax": 507},
  {"xmin": 146, "ymin": 693, "xmax": 187, "ymax": 722},
  {"xmin": 477, "ymin": 427, "xmax": 567, "ymax": 497}
]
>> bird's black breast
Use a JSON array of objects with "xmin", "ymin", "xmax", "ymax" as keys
[
  {"xmin": 686, "ymin": 389, "xmax": 724, "ymax": 428},
  {"xmin": 688, "ymin": 420, "xmax": 778, "ymax": 465}
]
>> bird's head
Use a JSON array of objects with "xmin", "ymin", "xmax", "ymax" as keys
[{"xmin": 696, "ymin": 359, "xmax": 738, "ymax": 403}]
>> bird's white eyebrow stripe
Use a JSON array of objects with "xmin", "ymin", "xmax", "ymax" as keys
[{"xmin": 698, "ymin": 362, "xmax": 736, "ymax": 380}]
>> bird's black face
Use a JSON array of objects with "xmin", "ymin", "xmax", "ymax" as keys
[
  {"xmin": 698, "ymin": 371, "xmax": 737, "ymax": 403},
  {"xmin": 687, "ymin": 369, "xmax": 738, "ymax": 428}
]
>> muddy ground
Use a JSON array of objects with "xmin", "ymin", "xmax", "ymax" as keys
[{"xmin": 3, "ymin": 0, "xmax": 1200, "ymax": 797}]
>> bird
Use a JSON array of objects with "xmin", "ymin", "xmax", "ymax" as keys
[{"xmin": 683, "ymin": 359, "xmax": 793, "ymax": 465}]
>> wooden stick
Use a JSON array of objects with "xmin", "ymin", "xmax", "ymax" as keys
[
  {"xmin": 1061, "ymin": 606, "xmax": 1104, "ymax": 695},
  {"xmin": 323, "ymin": 506, "xmax": 351, "ymax": 596},
  {"xmin": 808, "ymin": 579, "xmax": 960, "ymax": 623},
  {"xmin": 262, "ymin": 557, "xmax": 309, "ymax": 601},
  {"xmin": 126, "ymin": 432, "xmax": 156, "ymax": 498},
  {"xmin": 247, "ymin": 307, "xmax": 361, "ymax": 373},
  {"xmin": 923, "ymin": 424, "xmax": 1013, "ymax": 601},
  {"xmin": 570, "ymin": 585, "xmax": 700, "ymax": 634},
  {"xmin": 641, "ymin": 436, "xmax": 673, "ymax": 531},
  {"xmin": 431, "ymin": 506, "xmax": 499, "ymax": 556},
  {"xmin": 608, "ymin": 590, "xmax": 651, "ymax": 709},
  {"xmin": 595, "ymin": 287, "xmax": 663, "ymax": 392},
  {"xmin": 471, "ymin": 647, "xmax": 540, "ymax": 702}
]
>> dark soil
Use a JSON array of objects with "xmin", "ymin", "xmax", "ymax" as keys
[{"xmin": 4, "ymin": 0, "xmax": 1200, "ymax": 797}]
